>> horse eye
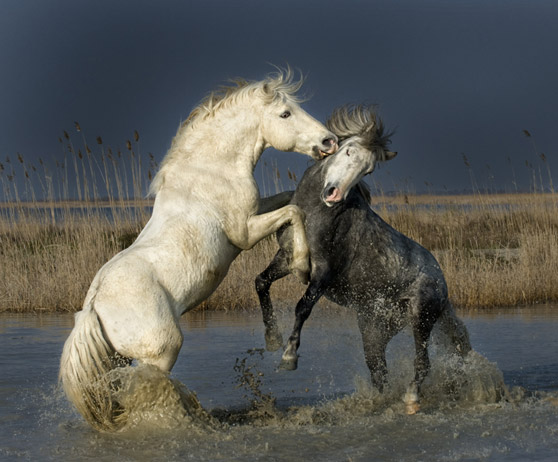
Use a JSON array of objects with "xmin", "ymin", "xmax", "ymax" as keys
[
  {"xmin": 280, "ymin": 111, "xmax": 291, "ymax": 119},
  {"xmin": 346, "ymin": 149, "xmax": 350, "ymax": 156}
]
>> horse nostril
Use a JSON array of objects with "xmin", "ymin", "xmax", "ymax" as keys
[{"xmin": 322, "ymin": 137, "xmax": 335, "ymax": 147}]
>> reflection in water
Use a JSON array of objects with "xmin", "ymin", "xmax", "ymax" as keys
[{"xmin": 2, "ymin": 305, "xmax": 558, "ymax": 461}]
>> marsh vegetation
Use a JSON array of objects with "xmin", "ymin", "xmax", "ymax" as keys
[{"xmin": 1, "ymin": 128, "xmax": 557, "ymax": 312}]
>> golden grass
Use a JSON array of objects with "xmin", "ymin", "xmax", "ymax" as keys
[
  {"xmin": 2, "ymin": 192, "xmax": 558, "ymax": 312},
  {"xmin": 2, "ymin": 126, "xmax": 557, "ymax": 312},
  {"xmin": 373, "ymin": 192, "xmax": 558, "ymax": 308},
  {"xmin": 0, "ymin": 210, "xmax": 146, "ymax": 312}
]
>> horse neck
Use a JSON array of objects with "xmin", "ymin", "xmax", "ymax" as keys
[
  {"xmin": 292, "ymin": 162, "xmax": 327, "ymax": 208},
  {"xmin": 155, "ymin": 106, "xmax": 265, "ymax": 194}
]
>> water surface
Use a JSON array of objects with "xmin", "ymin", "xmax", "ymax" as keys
[{"xmin": 2, "ymin": 305, "xmax": 558, "ymax": 461}]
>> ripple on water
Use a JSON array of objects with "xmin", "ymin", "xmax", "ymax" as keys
[{"xmin": 3, "ymin": 308, "xmax": 558, "ymax": 461}]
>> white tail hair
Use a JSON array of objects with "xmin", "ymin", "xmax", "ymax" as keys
[{"xmin": 59, "ymin": 306, "xmax": 121, "ymax": 431}]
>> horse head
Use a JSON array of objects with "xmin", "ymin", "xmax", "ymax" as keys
[
  {"xmin": 321, "ymin": 105, "xmax": 396, "ymax": 206},
  {"xmin": 259, "ymin": 69, "xmax": 338, "ymax": 160}
]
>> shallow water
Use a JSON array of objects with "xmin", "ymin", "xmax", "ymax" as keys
[{"xmin": 2, "ymin": 305, "xmax": 558, "ymax": 461}]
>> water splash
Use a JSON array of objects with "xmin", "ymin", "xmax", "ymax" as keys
[
  {"xmin": 201, "ymin": 342, "xmax": 516, "ymax": 431},
  {"xmin": 212, "ymin": 348, "xmax": 284, "ymax": 426},
  {"xmin": 108, "ymin": 364, "xmax": 221, "ymax": 434}
]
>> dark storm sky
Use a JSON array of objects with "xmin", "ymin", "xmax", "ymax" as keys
[{"xmin": 1, "ymin": 0, "xmax": 557, "ymax": 197}]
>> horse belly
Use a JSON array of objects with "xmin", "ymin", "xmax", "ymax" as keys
[{"xmin": 171, "ymin": 229, "xmax": 240, "ymax": 312}]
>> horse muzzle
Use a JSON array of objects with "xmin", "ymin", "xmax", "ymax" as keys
[
  {"xmin": 322, "ymin": 183, "xmax": 344, "ymax": 207},
  {"xmin": 312, "ymin": 138, "xmax": 338, "ymax": 160}
]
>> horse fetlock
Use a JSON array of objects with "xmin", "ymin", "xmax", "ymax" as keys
[
  {"xmin": 278, "ymin": 355, "xmax": 298, "ymax": 371},
  {"xmin": 279, "ymin": 347, "xmax": 299, "ymax": 370},
  {"xmin": 370, "ymin": 372, "xmax": 387, "ymax": 393},
  {"xmin": 286, "ymin": 204, "xmax": 305, "ymax": 222},
  {"xmin": 456, "ymin": 339, "xmax": 473, "ymax": 356},
  {"xmin": 265, "ymin": 329, "xmax": 283, "ymax": 352}
]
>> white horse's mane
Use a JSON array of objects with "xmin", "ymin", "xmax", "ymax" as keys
[
  {"xmin": 149, "ymin": 69, "xmax": 304, "ymax": 196},
  {"xmin": 186, "ymin": 69, "xmax": 305, "ymax": 127}
]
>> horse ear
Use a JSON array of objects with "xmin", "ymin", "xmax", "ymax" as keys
[{"xmin": 385, "ymin": 151, "xmax": 397, "ymax": 161}]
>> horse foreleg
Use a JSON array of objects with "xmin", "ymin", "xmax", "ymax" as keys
[
  {"xmin": 257, "ymin": 191, "xmax": 294, "ymax": 214},
  {"xmin": 280, "ymin": 280, "xmax": 326, "ymax": 370},
  {"xmin": 232, "ymin": 205, "xmax": 309, "ymax": 283},
  {"xmin": 255, "ymin": 250, "xmax": 291, "ymax": 351}
]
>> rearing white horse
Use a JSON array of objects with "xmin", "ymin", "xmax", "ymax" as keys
[{"xmin": 59, "ymin": 70, "xmax": 337, "ymax": 430}]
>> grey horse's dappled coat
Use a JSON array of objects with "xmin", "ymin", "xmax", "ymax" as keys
[{"xmin": 256, "ymin": 105, "xmax": 471, "ymax": 412}]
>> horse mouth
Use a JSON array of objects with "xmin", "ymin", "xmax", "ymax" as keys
[
  {"xmin": 323, "ymin": 185, "xmax": 343, "ymax": 206},
  {"xmin": 313, "ymin": 145, "xmax": 337, "ymax": 160}
]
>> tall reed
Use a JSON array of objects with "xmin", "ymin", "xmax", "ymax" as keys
[
  {"xmin": 372, "ymin": 192, "xmax": 558, "ymax": 308},
  {"xmin": 1, "ymin": 127, "xmax": 557, "ymax": 312},
  {"xmin": 0, "ymin": 125, "xmax": 153, "ymax": 312}
]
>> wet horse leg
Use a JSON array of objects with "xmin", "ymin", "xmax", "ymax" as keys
[
  {"xmin": 356, "ymin": 313, "xmax": 395, "ymax": 392},
  {"xmin": 255, "ymin": 250, "xmax": 291, "ymax": 351},
  {"xmin": 438, "ymin": 303, "xmax": 472, "ymax": 356},
  {"xmin": 404, "ymin": 309, "xmax": 439, "ymax": 414},
  {"xmin": 257, "ymin": 191, "xmax": 294, "ymax": 214},
  {"xmin": 280, "ymin": 279, "xmax": 328, "ymax": 370},
  {"xmin": 241, "ymin": 205, "xmax": 310, "ymax": 284}
]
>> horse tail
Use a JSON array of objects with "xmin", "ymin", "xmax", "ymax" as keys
[
  {"xmin": 438, "ymin": 300, "xmax": 472, "ymax": 356},
  {"xmin": 59, "ymin": 304, "xmax": 121, "ymax": 431}
]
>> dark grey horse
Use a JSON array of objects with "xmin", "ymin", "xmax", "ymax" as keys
[{"xmin": 255, "ymin": 105, "xmax": 472, "ymax": 413}]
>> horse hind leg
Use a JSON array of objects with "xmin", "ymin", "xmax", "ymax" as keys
[
  {"xmin": 255, "ymin": 250, "xmax": 291, "ymax": 351},
  {"xmin": 405, "ymin": 308, "xmax": 440, "ymax": 415},
  {"xmin": 437, "ymin": 302, "xmax": 472, "ymax": 356},
  {"xmin": 356, "ymin": 314, "xmax": 392, "ymax": 393}
]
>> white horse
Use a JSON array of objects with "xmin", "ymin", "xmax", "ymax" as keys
[{"xmin": 59, "ymin": 70, "xmax": 338, "ymax": 430}]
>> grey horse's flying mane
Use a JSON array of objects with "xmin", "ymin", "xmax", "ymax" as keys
[
  {"xmin": 325, "ymin": 104, "xmax": 394, "ymax": 203},
  {"xmin": 325, "ymin": 104, "xmax": 392, "ymax": 161}
]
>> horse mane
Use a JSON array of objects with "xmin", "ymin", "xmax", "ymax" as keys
[
  {"xmin": 149, "ymin": 67, "xmax": 304, "ymax": 196},
  {"xmin": 182, "ymin": 67, "xmax": 305, "ymax": 129},
  {"xmin": 325, "ymin": 105, "xmax": 393, "ymax": 161}
]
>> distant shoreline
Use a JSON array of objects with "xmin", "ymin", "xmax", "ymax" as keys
[
  {"xmin": 0, "ymin": 199, "xmax": 154, "ymax": 209},
  {"xmin": 2, "ymin": 191, "xmax": 558, "ymax": 313},
  {"xmin": 2, "ymin": 190, "xmax": 556, "ymax": 208}
]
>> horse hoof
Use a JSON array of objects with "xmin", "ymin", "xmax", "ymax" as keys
[
  {"xmin": 265, "ymin": 331, "xmax": 283, "ymax": 352},
  {"xmin": 279, "ymin": 357, "xmax": 298, "ymax": 371},
  {"xmin": 405, "ymin": 402, "xmax": 420, "ymax": 415},
  {"xmin": 403, "ymin": 389, "xmax": 420, "ymax": 415}
]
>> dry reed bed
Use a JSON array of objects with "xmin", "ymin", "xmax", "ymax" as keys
[
  {"xmin": 1, "ymin": 192, "xmax": 558, "ymax": 312},
  {"xmin": 1, "ymin": 127, "xmax": 557, "ymax": 311},
  {"xmin": 374, "ymin": 193, "xmax": 558, "ymax": 308}
]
